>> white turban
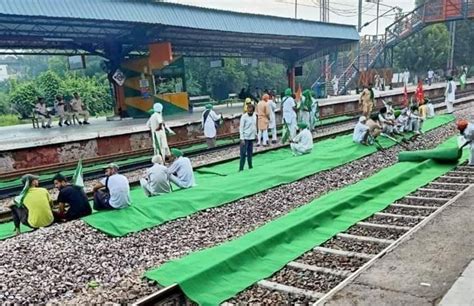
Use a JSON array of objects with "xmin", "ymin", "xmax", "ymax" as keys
[
  {"xmin": 359, "ymin": 116, "xmax": 367, "ymax": 123},
  {"xmin": 153, "ymin": 103, "xmax": 163, "ymax": 113},
  {"xmin": 151, "ymin": 155, "xmax": 163, "ymax": 165}
]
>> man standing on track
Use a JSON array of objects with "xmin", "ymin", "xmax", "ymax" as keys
[
  {"xmin": 201, "ymin": 104, "xmax": 221, "ymax": 148},
  {"xmin": 282, "ymin": 88, "xmax": 297, "ymax": 139},
  {"xmin": 147, "ymin": 103, "xmax": 170, "ymax": 161},
  {"xmin": 256, "ymin": 94, "xmax": 270, "ymax": 147},
  {"xmin": 444, "ymin": 76, "xmax": 456, "ymax": 114},
  {"xmin": 268, "ymin": 93, "xmax": 278, "ymax": 144},
  {"xmin": 239, "ymin": 104, "xmax": 257, "ymax": 171},
  {"xmin": 457, "ymin": 119, "xmax": 474, "ymax": 166},
  {"xmin": 359, "ymin": 83, "xmax": 375, "ymax": 118}
]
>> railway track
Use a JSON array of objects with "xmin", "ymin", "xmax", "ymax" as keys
[{"xmin": 134, "ymin": 165, "xmax": 473, "ymax": 305}]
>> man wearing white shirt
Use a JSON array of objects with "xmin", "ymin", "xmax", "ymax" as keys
[
  {"xmin": 167, "ymin": 149, "xmax": 195, "ymax": 189},
  {"xmin": 290, "ymin": 122, "xmax": 313, "ymax": 156},
  {"xmin": 239, "ymin": 104, "xmax": 257, "ymax": 171},
  {"xmin": 201, "ymin": 104, "xmax": 221, "ymax": 148},
  {"xmin": 92, "ymin": 163, "xmax": 131, "ymax": 210},
  {"xmin": 444, "ymin": 76, "xmax": 456, "ymax": 114},
  {"xmin": 282, "ymin": 88, "xmax": 297, "ymax": 139},
  {"xmin": 427, "ymin": 69, "xmax": 434, "ymax": 86},
  {"xmin": 140, "ymin": 155, "xmax": 171, "ymax": 197}
]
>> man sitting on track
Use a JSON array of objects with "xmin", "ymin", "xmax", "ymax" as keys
[
  {"xmin": 9, "ymin": 174, "xmax": 54, "ymax": 235},
  {"xmin": 52, "ymin": 173, "xmax": 92, "ymax": 221},
  {"xmin": 92, "ymin": 163, "xmax": 131, "ymax": 210},
  {"xmin": 457, "ymin": 119, "xmax": 474, "ymax": 166},
  {"xmin": 140, "ymin": 155, "xmax": 171, "ymax": 197},
  {"xmin": 290, "ymin": 122, "xmax": 313, "ymax": 156},
  {"xmin": 353, "ymin": 116, "xmax": 370, "ymax": 145},
  {"xmin": 167, "ymin": 149, "xmax": 195, "ymax": 189}
]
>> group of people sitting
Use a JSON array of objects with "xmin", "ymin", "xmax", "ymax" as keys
[
  {"xmin": 9, "ymin": 148, "xmax": 195, "ymax": 235},
  {"xmin": 9, "ymin": 173, "xmax": 92, "ymax": 235},
  {"xmin": 353, "ymin": 97, "xmax": 435, "ymax": 146},
  {"xmin": 34, "ymin": 92, "xmax": 90, "ymax": 128}
]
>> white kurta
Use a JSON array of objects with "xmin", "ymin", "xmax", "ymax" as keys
[
  {"xmin": 202, "ymin": 109, "xmax": 220, "ymax": 138},
  {"xmin": 167, "ymin": 157, "xmax": 195, "ymax": 188},
  {"xmin": 147, "ymin": 112, "xmax": 170, "ymax": 159},
  {"xmin": 462, "ymin": 123, "xmax": 474, "ymax": 166},
  {"xmin": 282, "ymin": 96, "xmax": 297, "ymax": 138},
  {"xmin": 291, "ymin": 129, "xmax": 313, "ymax": 155},
  {"xmin": 353, "ymin": 122, "xmax": 369, "ymax": 143},
  {"xmin": 268, "ymin": 100, "xmax": 277, "ymax": 129},
  {"xmin": 140, "ymin": 164, "xmax": 171, "ymax": 196},
  {"xmin": 445, "ymin": 80, "xmax": 456, "ymax": 113}
]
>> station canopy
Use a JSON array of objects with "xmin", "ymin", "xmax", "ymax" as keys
[{"xmin": 0, "ymin": 0, "xmax": 359, "ymax": 62}]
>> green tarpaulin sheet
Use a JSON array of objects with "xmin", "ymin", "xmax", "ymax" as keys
[
  {"xmin": 0, "ymin": 114, "xmax": 455, "ymax": 241},
  {"xmin": 145, "ymin": 136, "xmax": 468, "ymax": 306},
  {"xmin": 398, "ymin": 147, "xmax": 462, "ymax": 163},
  {"xmin": 82, "ymin": 115, "xmax": 454, "ymax": 237}
]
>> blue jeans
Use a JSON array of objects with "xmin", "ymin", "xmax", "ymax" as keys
[{"xmin": 239, "ymin": 139, "xmax": 254, "ymax": 171}]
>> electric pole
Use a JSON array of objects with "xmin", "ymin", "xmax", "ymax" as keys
[
  {"xmin": 447, "ymin": 21, "xmax": 456, "ymax": 72},
  {"xmin": 376, "ymin": 0, "xmax": 380, "ymax": 36},
  {"xmin": 320, "ymin": 0, "xmax": 329, "ymax": 22},
  {"xmin": 295, "ymin": 0, "xmax": 298, "ymax": 19},
  {"xmin": 358, "ymin": 0, "xmax": 362, "ymax": 32}
]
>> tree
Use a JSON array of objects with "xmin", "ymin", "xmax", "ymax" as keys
[
  {"xmin": 394, "ymin": 24, "xmax": 449, "ymax": 73},
  {"xmin": 36, "ymin": 70, "xmax": 61, "ymax": 105},
  {"xmin": 48, "ymin": 56, "xmax": 68, "ymax": 77},
  {"xmin": 9, "ymin": 82, "xmax": 40, "ymax": 118},
  {"xmin": 206, "ymin": 58, "xmax": 247, "ymax": 100}
]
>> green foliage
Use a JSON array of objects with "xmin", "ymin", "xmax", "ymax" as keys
[
  {"xmin": 453, "ymin": 20, "xmax": 474, "ymax": 68},
  {"xmin": 9, "ymin": 82, "xmax": 40, "ymax": 119},
  {"xmin": 48, "ymin": 56, "xmax": 68, "ymax": 77},
  {"xmin": 206, "ymin": 59, "xmax": 247, "ymax": 100},
  {"xmin": 394, "ymin": 24, "xmax": 449, "ymax": 73},
  {"xmin": 0, "ymin": 92, "xmax": 9, "ymax": 114},
  {"xmin": 0, "ymin": 114, "xmax": 21, "ymax": 126},
  {"xmin": 37, "ymin": 70, "xmax": 61, "ymax": 105}
]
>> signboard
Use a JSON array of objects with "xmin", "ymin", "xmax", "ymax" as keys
[
  {"xmin": 68, "ymin": 55, "xmax": 86, "ymax": 70},
  {"xmin": 139, "ymin": 78, "xmax": 151, "ymax": 99},
  {"xmin": 112, "ymin": 69, "xmax": 126, "ymax": 86},
  {"xmin": 210, "ymin": 59, "xmax": 224, "ymax": 68}
]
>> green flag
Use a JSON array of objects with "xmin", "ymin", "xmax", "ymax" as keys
[
  {"xmin": 281, "ymin": 119, "xmax": 291, "ymax": 144},
  {"xmin": 72, "ymin": 159, "xmax": 84, "ymax": 188},
  {"xmin": 14, "ymin": 180, "xmax": 30, "ymax": 207},
  {"xmin": 153, "ymin": 131, "xmax": 162, "ymax": 157},
  {"xmin": 460, "ymin": 73, "xmax": 466, "ymax": 90}
]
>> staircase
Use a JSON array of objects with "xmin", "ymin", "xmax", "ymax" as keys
[{"xmin": 318, "ymin": 0, "xmax": 474, "ymax": 96}]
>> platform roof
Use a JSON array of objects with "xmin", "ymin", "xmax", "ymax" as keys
[{"xmin": 0, "ymin": 0, "xmax": 359, "ymax": 62}]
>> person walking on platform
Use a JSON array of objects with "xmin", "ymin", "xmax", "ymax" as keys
[
  {"xmin": 457, "ymin": 119, "xmax": 474, "ymax": 166},
  {"xmin": 201, "ymin": 104, "xmax": 221, "ymax": 148},
  {"xmin": 359, "ymin": 84, "xmax": 375, "ymax": 118},
  {"xmin": 282, "ymin": 88, "xmax": 297, "ymax": 139},
  {"xmin": 167, "ymin": 149, "xmax": 195, "ymax": 189},
  {"xmin": 444, "ymin": 76, "xmax": 456, "ymax": 114},
  {"xmin": 140, "ymin": 155, "xmax": 171, "ymax": 197},
  {"xmin": 52, "ymin": 174, "xmax": 91, "ymax": 221},
  {"xmin": 427, "ymin": 68, "xmax": 434, "ymax": 86},
  {"xmin": 71, "ymin": 92, "xmax": 90, "ymax": 124},
  {"xmin": 353, "ymin": 116, "xmax": 370, "ymax": 145},
  {"xmin": 147, "ymin": 103, "xmax": 170, "ymax": 161},
  {"xmin": 54, "ymin": 95, "xmax": 70, "ymax": 127},
  {"xmin": 9, "ymin": 174, "xmax": 54, "ymax": 235},
  {"xmin": 92, "ymin": 163, "xmax": 131, "ymax": 210},
  {"xmin": 239, "ymin": 104, "xmax": 257, "ymax": 171},
  {"xmin": 290, "ymin": 122, "xmax": 313, "ymax": 156},
  {"xmin": 403, "ymin": 68, "xmax": 410, "ymax": 87},
  {"xmin": 35, "ymin": 97, "xmax": 52, "ymax": 128},
  {"xmin": 256, "ymin": 94, "xmax": 270, "ymax": 147},
  {"xmin": 268, "ymin": 93, "xmax": 278, "ymax": 143}
]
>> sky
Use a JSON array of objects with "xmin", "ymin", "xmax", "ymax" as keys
[{"xmin": 165, "ymin": 0, "xmax": 416, "ymax": 36}]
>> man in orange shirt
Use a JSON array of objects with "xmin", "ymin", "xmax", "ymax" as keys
[{"xmin": 256, "ymin": 94, "xmax": 271, "ymax": 147}]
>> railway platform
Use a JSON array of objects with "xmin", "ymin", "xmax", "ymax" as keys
[
  {"xmin": 321, "ymin": 185, "xmax": 474, "ymax": 306},
  {"xmin": 1, "ymin": 79, "xmax": 473, "ymax": 176}
]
